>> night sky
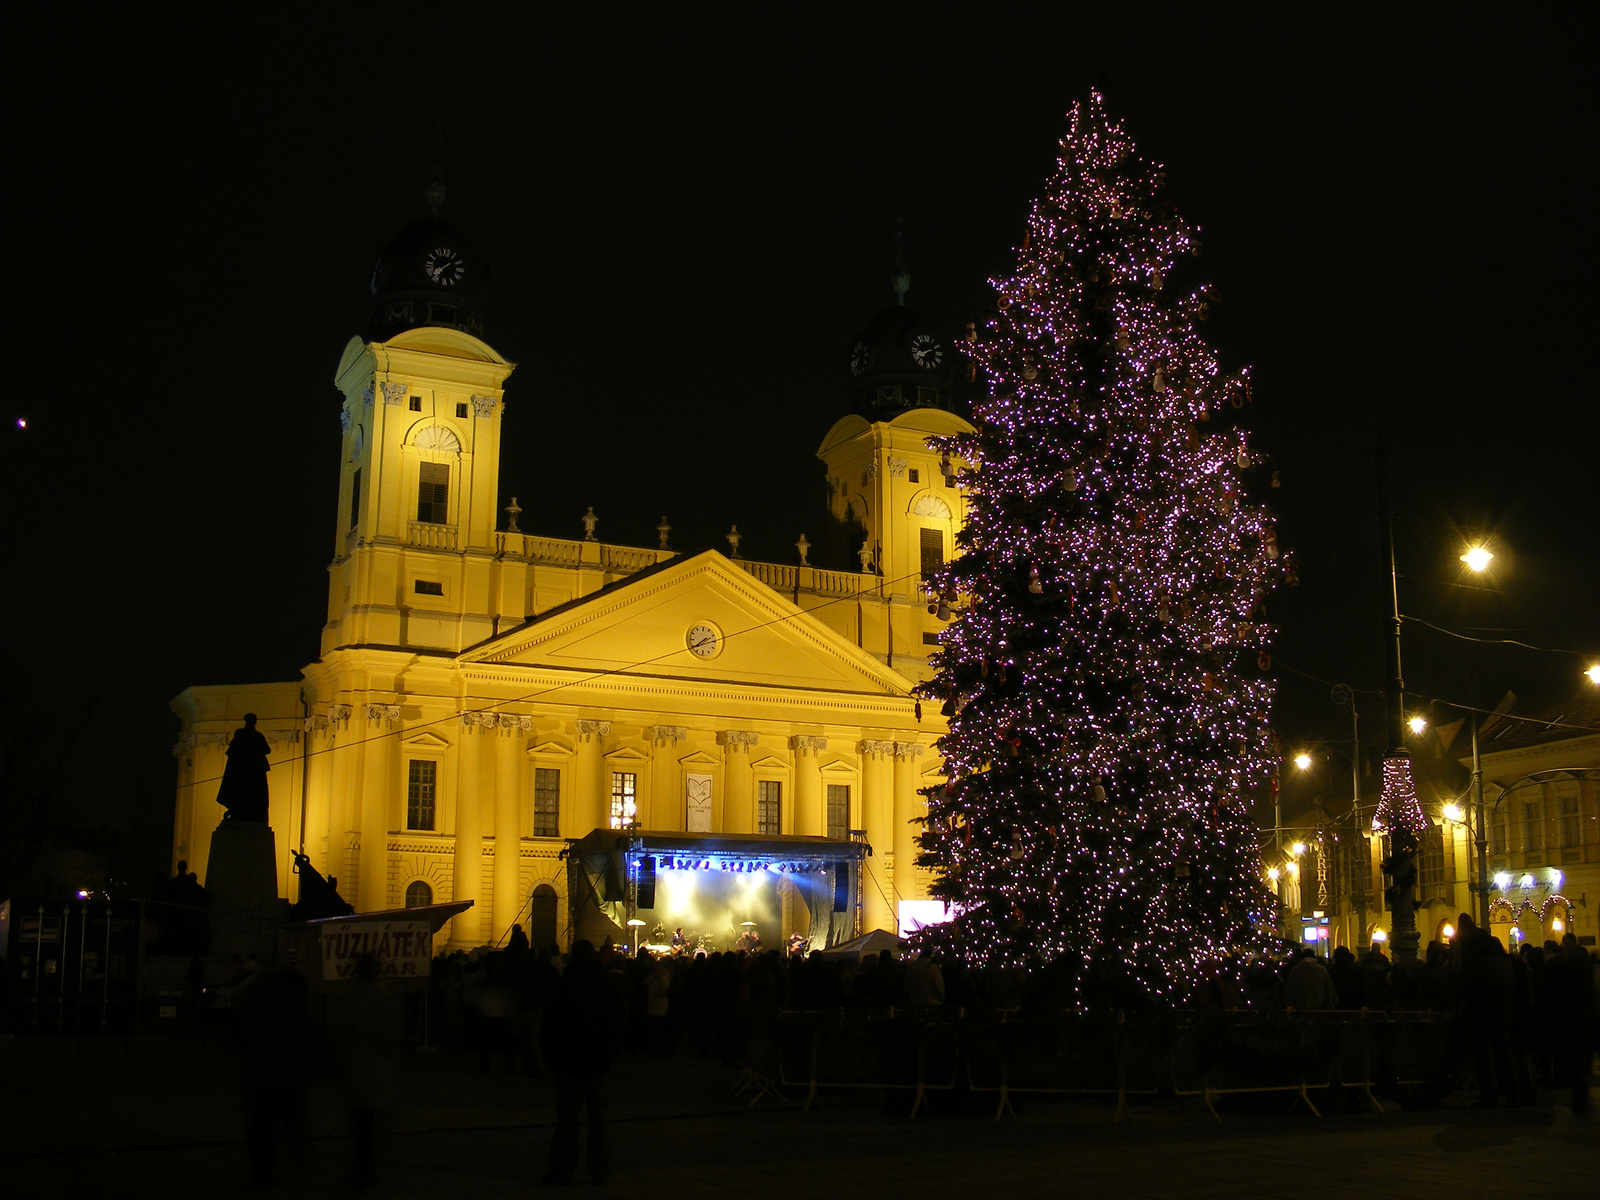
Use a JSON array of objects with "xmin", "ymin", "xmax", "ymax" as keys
[{"xmin": 7, "ymin": 10, "xmax": 1595, "ymax": 855}]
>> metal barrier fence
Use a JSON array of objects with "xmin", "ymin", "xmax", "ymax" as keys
[{"xmin": 745, "ymin": 1007, "xmax": 1458, "ymax": 1121}]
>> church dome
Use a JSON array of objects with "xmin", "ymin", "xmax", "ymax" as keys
[
  {"xmin": 366, "ymin": 216, "xmax": 488, "ymax": 342},
  {"xmin": 844, "ymin": 303, "xmax": 960, "ymax": 419}
]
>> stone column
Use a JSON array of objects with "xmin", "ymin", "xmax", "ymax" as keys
[
  {"xmin": 790, "ymin": 736, "xmax": 827, "ymax": 837},
  {"xmin": 452, "ymin": 712, "xmax": 487, "ymax": 945},
  {"xmin": 859, "ymin": 739, "xmax": 897, "ymax": 933},
  {"xmin": 893, "ymin": 741, "xmax": 927, "ymax": 904},
  {"xmin": 493, "ymin": 714, "xmax": 530, "ymax": 945},
  {"xmin": 575, "ymin": 721, "xmax": 611, "ymax": 833},
  {"xmin": 647, "ymin": 726, "xmax": 688, "ymax": 831},
  {"xmin": 325, "ymin": 705, "xmax": 357, "ymax": 896},
  {"xmin": 358, "ymin": 704, "xmax": 399, "ymax": 914},
  {"xmin": 301, "ymin": 715, "xmax": 333, "ymax": 875},
  {"xmin": 717, "ymin": 731, "xmax": 759, "ymax": 833}
]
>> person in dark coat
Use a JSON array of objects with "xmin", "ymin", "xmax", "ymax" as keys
[
  {"xmin": 1545, "ymin": 934, "xmax": 1595, "ymax": 1112},
  {"xmin": 540, "ymin": 940, "xmax": 626, "ymax": 1185},
  {"xmin": 216, "ymin": 714, "xmax": 272, "ymax": 822}
]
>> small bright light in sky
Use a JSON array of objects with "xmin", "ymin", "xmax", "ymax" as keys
[
  {"xmin": 1459, "ymin": 545, "xmax": 1493, "ymax": 572},
  {"xmin": 14, "ymin": 418, "xmax": 24, "ymax": 429}
]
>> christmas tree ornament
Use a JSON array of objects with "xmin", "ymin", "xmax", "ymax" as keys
[{"xmin": 1028, "ymin": 567, "xmax": 1043, "ymax": 594}]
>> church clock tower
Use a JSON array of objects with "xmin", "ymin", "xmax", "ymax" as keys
[
  {"xmin": 816, "ymin": 251, "xmax": 974, "ymax": 680},
  {"xmin": 324, "ymin": 211, "xmax": 516, "ymax": 655}
]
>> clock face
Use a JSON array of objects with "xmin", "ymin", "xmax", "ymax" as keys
[
  {"xmin": 849, "ymin": 341, "xmax": 871, "ymax": 377},
  {"xmin": 424, "ymin": 246, "xmax": 465, "ymax": 287},
  {"xmin": 909, "ymin": 332, "xmax": 943, "ymax": 369},
  {"xmin": 686, "ymin": 623, "xmax": 720, "ymax": 659}
]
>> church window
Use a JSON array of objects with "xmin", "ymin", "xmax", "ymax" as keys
[
  {"xmin": 414, "ymin": 580, "xmax": 443, "ymax": 596},
  {"xmin": 404, "ymin": 880, "xmax": 432, "ymax": 908},
  {"xmin": 455, "ymin": 402, "xmax": 468, "ymax": 418},
  {"xmin": 409, "ymin": 396, "xmax": 422, "ymax": 412},
  {"xmin": 417, "ymin": 462, "xmax": 450, "ymax": 524},
  {"xmin": 758, "ymin": 780, "xmax": 782, "ymax": 835},
  {"xmin": 610, "ymin": 772, "xmax": 637, "ymax": 829},
  {"xmin": 908, "ymin": 468, "xmax": 920, "ymax": 483},
  {"xmin": 920, "ymin": 528, "xmax": 943, "ymax": 580},
  {"xmin": 534, "ymin": 768, "xmax": 560, "ymax": 837},
  {"xmin": 407, "ymin": 760, "xmax": 436, "ymax": 830},
  {"xmin": 349, "ymin": 468, "xmax": 361, "ymax": 529},
  {"xmin": 826, "ymin": 784, "xmax": 849, "ymax": 840}
]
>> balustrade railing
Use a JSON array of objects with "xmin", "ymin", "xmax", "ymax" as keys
[{"xmin": 407, "ymin": 522, "xmax": 458, "ymax": 550}]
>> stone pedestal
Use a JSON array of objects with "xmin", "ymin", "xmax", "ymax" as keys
[{"xmin": 205, "ymin": 820, "xmax": 290, "ymax": 959}]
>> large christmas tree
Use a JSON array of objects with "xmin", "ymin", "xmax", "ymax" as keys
[{"xmin": 918, "ymin": 94, "xmax": 1287, "ymax": 1006}]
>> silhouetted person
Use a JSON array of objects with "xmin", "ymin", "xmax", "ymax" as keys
[
  {"xmin": 216, "ymin": 713, "xmax": 271, "ymax": 822},
  {"xmin": 234, "ymin": 967, "xmax": 313, "ymax": 1188},
  {"xmin": 1546, "ymin": 934, "xmax": 1595, "ymax": 1112},
  {"xmin": 331, "ymin": 953, "xmax": 401, "ymax": 1191},
  {"xmin": 904, "ymin": 949, "xmax": 945, "ymax": 1007},
  {"xmin": 541, "ymin": 940, "xmax": 626, "ymax": 1185},
  {"xmin": 1455, "ymin": 915, "xmax": 1515, "ymax": 1107}
]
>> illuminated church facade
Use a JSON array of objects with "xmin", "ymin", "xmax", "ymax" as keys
[{"xmin": 170, "ymin": 214, "xmax": 974, "ymax": 951}]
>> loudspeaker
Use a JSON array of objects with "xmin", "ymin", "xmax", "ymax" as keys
[
  {"xmin": 833, "ymin": 864, "xmax": 849, "ymax": 912},
  {"xmin": 637, "ymin": 856, "xmax": 657, "ymax": 910}
]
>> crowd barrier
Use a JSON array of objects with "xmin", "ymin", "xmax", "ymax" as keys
[{"xmin": 744, "ymin": 1007, "xmax": 1459, "ymax": 1121}]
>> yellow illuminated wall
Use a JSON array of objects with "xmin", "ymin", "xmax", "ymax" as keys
[{"xmin": 172, "ymin": 326, "xmax": 974, "ymax": 950}]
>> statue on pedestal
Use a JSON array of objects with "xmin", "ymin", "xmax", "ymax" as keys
[{"xmin": 216, "ymin": 713, "xmax": 271, "ymax": 822}]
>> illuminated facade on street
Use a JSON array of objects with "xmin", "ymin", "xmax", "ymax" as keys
[{"xmin": 171, "ymin": 215, "xmax": 972, "ymax": 951}]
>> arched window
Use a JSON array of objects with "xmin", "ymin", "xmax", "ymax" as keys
[{"xmin": 404, "ymin": 880, "xmax": 432, "ymax": 908}]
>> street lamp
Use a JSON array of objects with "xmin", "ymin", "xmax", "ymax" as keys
[{"xmin": 1459, "ymin": 545, "xmax": 1493, "ymax": 572}]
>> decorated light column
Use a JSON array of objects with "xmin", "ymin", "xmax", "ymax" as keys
[{"xmin": 1371, "ymin": 449, "xmax": 1426, "ymax": 965}]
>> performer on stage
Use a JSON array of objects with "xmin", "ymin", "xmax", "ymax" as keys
[{"xmin": 670, "ymin": 927, "xmax": 689, "ymax": 955}]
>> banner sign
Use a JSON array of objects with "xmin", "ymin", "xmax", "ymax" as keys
[
  {"xmin": 657, "ymin": 856, "xmax": 827, "ymax": 875},
  {"xmin": 320, "ymin": 919, "xmax": 432, "ymax": 980}
]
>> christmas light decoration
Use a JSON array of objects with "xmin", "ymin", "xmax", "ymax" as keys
[{"xmin": 913, "ymin": 93, "xmax": 1288, "ymax": 1007}]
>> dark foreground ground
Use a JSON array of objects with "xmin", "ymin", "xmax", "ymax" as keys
[{"xmin": 2, "ymin": 1031, "xmax": 1595, "ymax": 1199}]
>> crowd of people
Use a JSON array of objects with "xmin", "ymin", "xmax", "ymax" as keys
[{"xmin": 1255, "ymin": 919, "xmax": 1595, "ymax": 1112}]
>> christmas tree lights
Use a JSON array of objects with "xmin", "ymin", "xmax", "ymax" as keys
[{"xmin": 916, "ymin": 94, "xmax": 1288, "ymax": 1007}]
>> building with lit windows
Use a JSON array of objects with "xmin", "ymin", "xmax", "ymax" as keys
[{"xmin": 170, "ymin": 213, "xmax": 973, "ymax": 952}]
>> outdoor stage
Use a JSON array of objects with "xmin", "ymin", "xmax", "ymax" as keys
[{"xmin": 564, "ymin": 830, "xmax": 869, "ymax": 954}]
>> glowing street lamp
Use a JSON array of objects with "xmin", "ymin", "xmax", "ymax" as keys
[
  {"xmin": 1587, "ymin": 664, "xmax": 1600, "ymax": 685},
  {"xmin": 1293, "ymin": 752, "xmax": 1313, "ymax": 771},
  {"xmin": 1459, "ymin": 545, "xmax": 1494, "ymax": 572},
  {"xmin": 1441, "ymin": 803, "xmax": 1465, "ymax": 824},
  {"xmin": 1408, "ymin": 715, "xmax": 1428, "ymax": 736}
]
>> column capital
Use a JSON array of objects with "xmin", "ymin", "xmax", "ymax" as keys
[
  {"xmin": 647, "ymin": 725, "xmax": 688, "ymax": 746},
  {"xmin": 495, "ymin": 713, "xmax": 533, "ymax": 735},
  {"xmin": 858, "ymin": 738, "xmax": 897, "ymax": 758},
  {"xmin": 366, "ymin": 704, "xmax": 401, "ymax": 727},
  {"xmin": 893, "ymin": 741, "xmax": 926, "ymax": 761},
  {"xmin": 717, "ymin": 730, "xmax": 759, "ymax": 750},
  {"xmin": 328, "ymin": 704, "xmax": 353, "ymax": 729},
  {"xmin": 303, "ymin": 714, "xmax": 330, "ymax": 736},
  {"xmin": 576, "ymin": 720, "xmax": 612, "ymax": 742},
  {"xmin": 789, "ymin": 735, "xmax": 828, "ymax": 756}
]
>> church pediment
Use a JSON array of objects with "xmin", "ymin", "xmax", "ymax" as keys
[{"xmin": 460, "ymin": 551, "xmax": 911, "ymax": 697}]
